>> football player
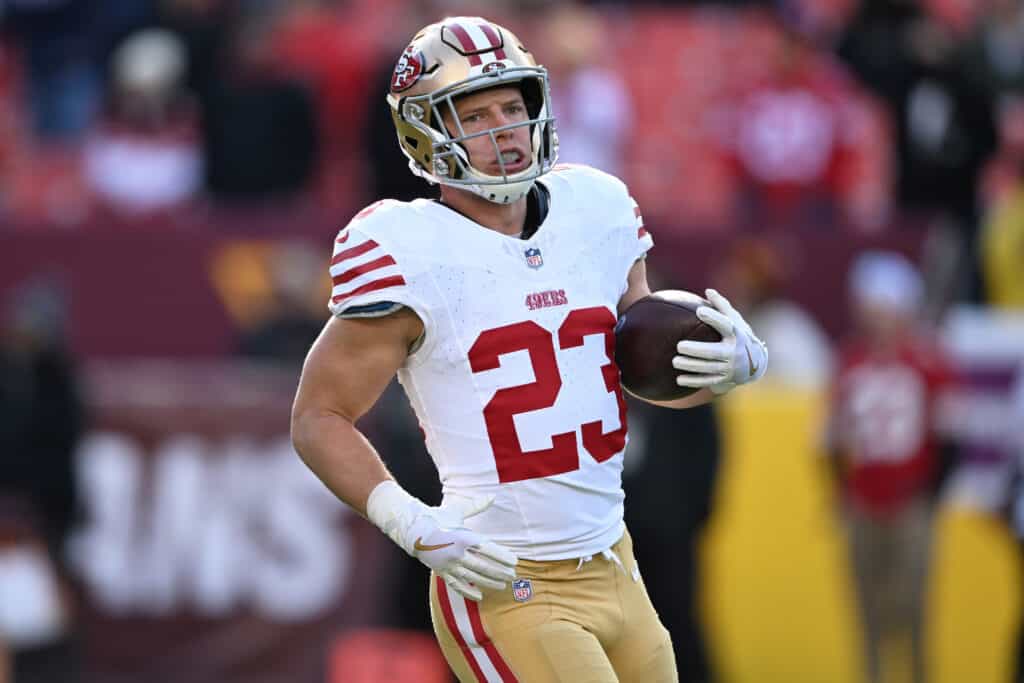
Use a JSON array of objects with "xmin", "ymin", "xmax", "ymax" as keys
[{"xmin": 291, "ymin": 16, "xmax": 768, "ymax": 683}]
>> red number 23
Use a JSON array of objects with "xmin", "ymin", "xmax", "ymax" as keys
[{"xmin": 467, "ymin": 307, "xmax": 628, "ymax": 483}]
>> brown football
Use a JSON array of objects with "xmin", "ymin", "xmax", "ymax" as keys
[{"xmin": 614, "ymin": 290, "xmax": 722, "ymax": 401}]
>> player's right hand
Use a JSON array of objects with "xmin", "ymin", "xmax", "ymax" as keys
[
  {"xmin": 367, "ymin": 481, "xmax": 518, "ymax": 602},
  {"xmin": 406, "ymin": 495, "xmax": 518, "ymax": 601}
]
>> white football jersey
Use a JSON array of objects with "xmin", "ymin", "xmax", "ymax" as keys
[{"xmin": 328, "ymin": 165, "xmax": 653, "ymax": 560}]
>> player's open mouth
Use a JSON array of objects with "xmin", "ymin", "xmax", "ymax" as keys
[{"xmin": 496, "ymin": 150, "xmax": 528, "ymax": 174}]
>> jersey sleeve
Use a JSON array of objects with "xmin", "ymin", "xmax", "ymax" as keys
[
  {"xmin": 325, "ymin": 204, "xmax": 432, "ymax": 334},
  {"xmin": 615, "ymin": 195, "xmax": 654, "ymax": 299},
  {"xmin": 568, "ymin": 165, "xmax": 654, "ymax": 299},
  {"xmin": 560, "ymin": 164, "xmax": 654, "ymax": 291},
  {"xmin": 327, "ymin": 226, "xmax": 405, "ymax": 314},
  {"xmin": 629, "ymin": 196, "xmax": 654, "ymax": 263}
]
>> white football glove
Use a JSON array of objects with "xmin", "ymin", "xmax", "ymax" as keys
[
  {"xmin": 673, "ymin": 288, "xmax": 768, "ymax": 395},
  {"xmin": 366, "ymin": 481, "xmax": 518, "ymax": 601}
]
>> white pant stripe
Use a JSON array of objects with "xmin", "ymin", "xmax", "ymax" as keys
[{"xmin": 446, "ymin": 588, "xmax": 504, "ymax": 683}]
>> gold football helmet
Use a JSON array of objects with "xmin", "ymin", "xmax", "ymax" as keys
[{"xmin": 387, "ymin": 17, "xmax": 558, "ymax": 204}]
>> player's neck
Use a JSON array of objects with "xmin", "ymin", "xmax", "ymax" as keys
[{"xmin": 439, "ymin": 186, "xmax": 527, "ymax": 237}]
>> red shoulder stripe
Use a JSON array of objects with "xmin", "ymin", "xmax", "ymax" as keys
[
  {"xmin": 331, "ymin": 239, "xmax": 379, "ymax": 266},
  {"xmin": 330, "ymin": 255, "xmax": 396, "ymax": 286},
  {"xmin": 331, "ymin": 275, "xmax": 406, "ymax": 304}
]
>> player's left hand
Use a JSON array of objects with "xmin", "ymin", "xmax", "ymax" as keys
[{"xmin": 673, "ymin": 288, "xmax": 768, "ymax": 395}]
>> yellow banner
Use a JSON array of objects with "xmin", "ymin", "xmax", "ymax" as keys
[{"xmin": 701, "ymin": 385, "xmax": 1021, "ymax": 683}]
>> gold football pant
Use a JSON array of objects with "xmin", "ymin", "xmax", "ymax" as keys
[{"xmin": 429, "ymin": 529, "xmax": 677, "ymax": 683}]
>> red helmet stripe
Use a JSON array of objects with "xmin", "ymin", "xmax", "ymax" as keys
[
  {"xmin": 447, "ymin": 23, "xmax": 483, "ymax": 66},
  {"xmin": 478, "ymin": 23, "xmax": 506, "ymax": 60}
]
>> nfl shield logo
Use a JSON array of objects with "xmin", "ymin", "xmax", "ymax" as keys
[
  {"xmin": 524, "ymin": 247, "xmax": 543, "ymax": 269},
  {"xmin": 511, "ymin": 578, "xmax": 533, "ymax": 602}
]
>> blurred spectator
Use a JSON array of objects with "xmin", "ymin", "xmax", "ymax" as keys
[
  {"xmin": 159, "ymin": 0, "xmax": 232, "ymax": 104},
  {"xmin": 825, "ymin": 251, "xmax": 957, "ymax": 683},
  {"xmin": 623, "ymin": 398, "xmax": 720, "ymax": 683},
  {"xmin": 82, "ymin": 28, "xmax": 202, "ymax": 216},
  {"xmin": 979, "ymin": 96, "xmax": 1024, "ymax": 309},
  {"xmin": 0, "ymin": 38, "xmax": 25, "ymax": 208},
  {"xmin": 713, "ymin": 238, "xmax": 833, "ymax": 387},
  {"xmin": 236, "ymin": 242, "xmax": 327, "ymax": 364},
  {"xmin": 541, "ymin": 3, "xmax": 632, "ymax": 176},
  {"xmin": 201, "ymin": 11, "xmax": 319, "ymax": 203},
  {"xmin": 270, "ymin": 0, "xmax": 378, "ymax": 210},
  {"xmin": 0, "ymin": 278, "xmax": 84, "ymax": 683},
  {"xmin": 3, "ymin": 0, "xmax": 102, "ymax": 140},
  {"xmin": 711, "ymin": 14, "xmax": 891, "ymax": 230},
  {"xmin": 838, "ymin": 0, "xmax": 997, "ymax": 296},
  {"xmin": 979, "ymin": 94, "xmax": 1024, "ymax": 211},
  {"xmin": 776, "ymin": 0, "xmax": 859, "ymax": 49},
  {"xmin": 4, "ymin": 0, "xmax": 157, "ymax": 141},
  {"xmin": 959, "ymin": 0, "xmax": 1024, "ymax": 98},
  {"xmin": 583, "ymin": 0, "xmax": 773, "ymax": 5},
  {"xmin": 919, "ymin": 0, "xmax": 986, "ymax": 37}
]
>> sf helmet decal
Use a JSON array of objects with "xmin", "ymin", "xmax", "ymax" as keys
[{"xmin": 391, "ymin": 46, "xmax": 424, "ymax": 92}]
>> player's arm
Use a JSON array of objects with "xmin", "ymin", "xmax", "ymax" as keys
[
  {"xmin": 291, "ymin": 309, "xmax": 517, "ymax": 602},
  {"xmin": 291, "ymin": 310, "xmax": 421, "ymax": 516},
  {"xmin": 618, "ymin": 259, "xmax": 715, "ymax": 409},
  {"xmin": 617, "ymin": 257, "xmax": 654, "ymax": 313}
]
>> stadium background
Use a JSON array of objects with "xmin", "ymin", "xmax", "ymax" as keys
[{"xmin": 1, "ymin": 0, "xmax": 1022, "ymax": 682}]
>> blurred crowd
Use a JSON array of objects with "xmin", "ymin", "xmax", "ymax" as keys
[{"xmin": 0, "ymin": 0, "xmax": 1021, "ymax": 309}]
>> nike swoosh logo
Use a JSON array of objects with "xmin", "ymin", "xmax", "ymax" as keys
[
  {"xmin": 414, "ymin": 537, "xmax": 454, "ymax": 552},
  {"xmin": 746, "ymin": 346, "xmax": 759, "ymax": 376}
]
